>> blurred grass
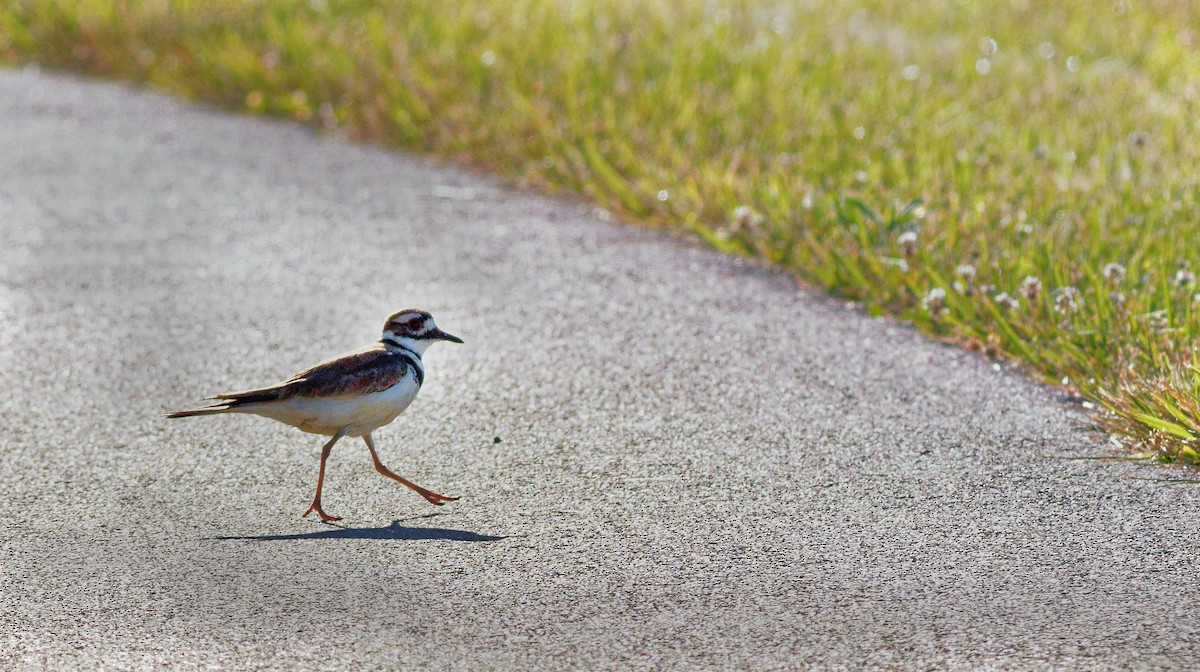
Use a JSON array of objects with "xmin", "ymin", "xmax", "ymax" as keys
[{"xmin": 3, "ymin": 0, "xmax": 1200, "ymax": 460}]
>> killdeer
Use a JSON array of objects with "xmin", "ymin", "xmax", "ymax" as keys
[{"xmin": 167, "ymin": 309, "xmax": 463, "ymax": 522}]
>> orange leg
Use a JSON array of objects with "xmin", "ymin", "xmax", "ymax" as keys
[
  {"xmin": 363, "ymin": 433, "xmax": 458, "ymax": 506},
  {"xmin": 302, "ymin": 429, "xmax": 347, "ymax": 522}
]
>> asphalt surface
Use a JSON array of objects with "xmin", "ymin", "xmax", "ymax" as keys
[{"xmin": 1, "ymin": 67, "xmax": 1198, "ymax": 671}]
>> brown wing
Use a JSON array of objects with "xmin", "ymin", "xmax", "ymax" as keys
[{"xmin": 211, "ymin": 344, "xmax": 410, "ymax": 403}]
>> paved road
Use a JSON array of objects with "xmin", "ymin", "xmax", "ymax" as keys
[{"xmin": 1, "ymin": 67, "xmax": 1198, "ymax": 670}]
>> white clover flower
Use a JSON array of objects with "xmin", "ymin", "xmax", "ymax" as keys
[
  {"xmin": 922, "ymin": 287, "xmax": 947, "ymax": 315},
  {"xmin": 897, "ymin": 231, "xmax": 918, "ymax": 256},
  {"xmin": 1110, "ymin": 291, "xmax": 1125, "ymax": 307},
  {"xmin": 993, "ymin": 292, "xmax": 1020, "ymax": 310},
  {"xmin": 730, "ymin": 205, "xmax": 764, "ymax": 233},
  {"xmin": 1174, "ymin": 268, "xmax": 1195, "ymax": 287},
  {"xmin": 882, "ymin": 257, "xmax": 909, "ymax": 272},
  {"xmin": 1054, "ymin": 286, "xmax": 1081, "ymax": 314},
  {"xmin": 1148, "ymin": 313, "xmax": 1170, "ymax": 333},
  {"xmin": 1020, "ymin": 275, "xmax": 1042, "ymax": 301},
  {"xmin": 954, "ymin": 264, "xmax": 976, "ymax": 295},
  {"xmin": 1102, "ymin": 262, "xmax": 1126, "ymax": 284}
]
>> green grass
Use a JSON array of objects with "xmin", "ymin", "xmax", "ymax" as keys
[{"xmin": 4, "ymin": 0, "xmax": 1200, "ymax": 460}]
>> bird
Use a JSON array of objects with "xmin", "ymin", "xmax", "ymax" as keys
[{"xmin": 166, "ymin": 309, "xmax": 463, "ymax": 522}]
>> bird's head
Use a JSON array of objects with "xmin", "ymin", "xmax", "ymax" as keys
[{"xmin": 381, "ymin": 309, "xmax": 463, "ymax": 356}]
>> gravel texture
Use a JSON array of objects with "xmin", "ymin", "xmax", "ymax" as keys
[{"xmin": 1, "ymin": 68, "xmax": 1198, "ymax": 671}]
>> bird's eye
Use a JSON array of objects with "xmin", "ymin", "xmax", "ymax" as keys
[{"xmin": 407, "ymin": 318, "xmax": 423, "ymax": 330}]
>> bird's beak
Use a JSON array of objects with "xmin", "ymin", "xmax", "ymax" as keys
[{"xmin": 429, "ymin": 328, "xmax": 464, "ymax": 344}]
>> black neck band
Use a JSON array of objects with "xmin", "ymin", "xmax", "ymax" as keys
[{"xmin": 382, "ymin": 338, "xmax": 424, "ymax": 385}]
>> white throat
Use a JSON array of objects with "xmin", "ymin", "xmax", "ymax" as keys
[{"xmin": 382, "ymin": 333, "xmax": 431, "ymax": 357}]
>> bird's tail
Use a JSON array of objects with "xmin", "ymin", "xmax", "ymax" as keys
[
  {"xmin": 166, "ymin": 385, "xmax": 285, "ymax": 419},
  {"xmin": 164, "ymin": 403, "xmax": 236, "ymax": 419}
]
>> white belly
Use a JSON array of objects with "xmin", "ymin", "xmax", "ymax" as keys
[{"xmin": 245, "ymin": 375, "xmax": 420, "ymax": 436}]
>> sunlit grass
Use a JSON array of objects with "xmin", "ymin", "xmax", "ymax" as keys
[{"xmin": 4, "ymin": 0, "xmax": 1200, "ymax": 460}]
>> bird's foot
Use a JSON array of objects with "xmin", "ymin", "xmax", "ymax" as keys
[
  {"xmin": 302, "ymin": 502, "xmax": 342, "ymax": 522},
  {"xmin": 420, "ymin": 490, "xmax": 459, "ymax": 506}
]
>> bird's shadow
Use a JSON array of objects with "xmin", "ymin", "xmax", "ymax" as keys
[{"xmin": 208, "ymin": 515, "xmax": 506, "ymax": 542}]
